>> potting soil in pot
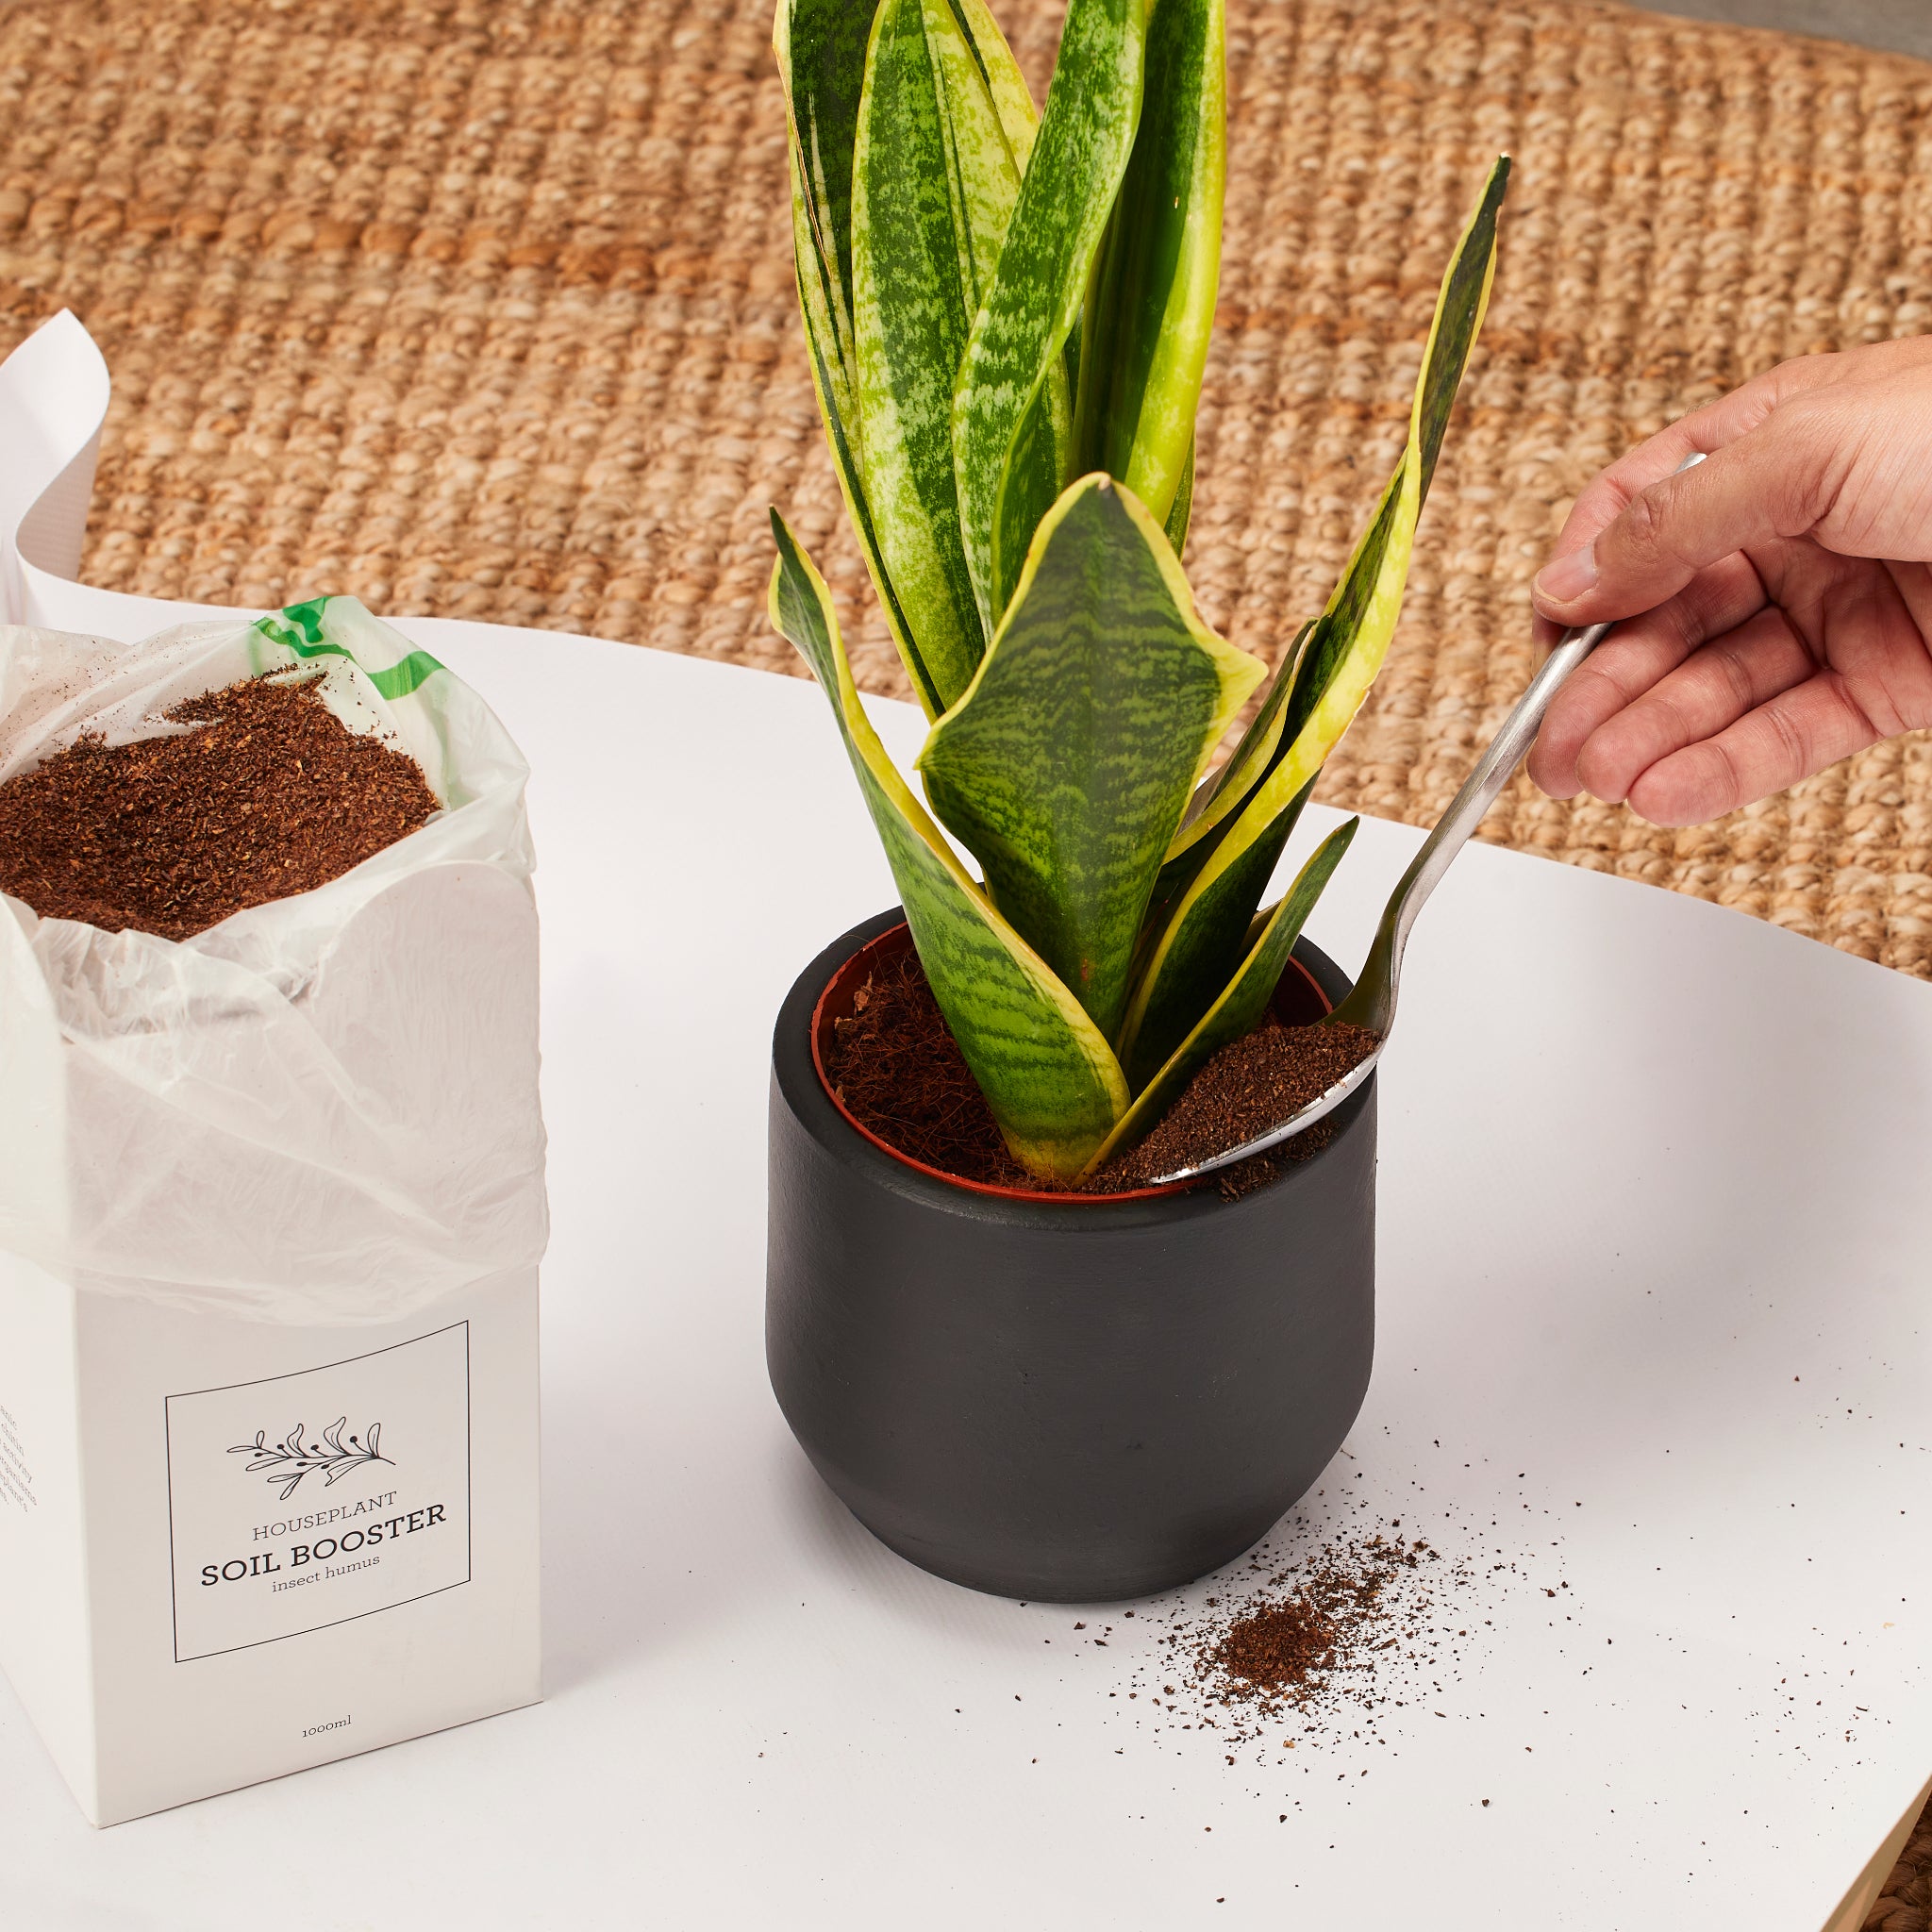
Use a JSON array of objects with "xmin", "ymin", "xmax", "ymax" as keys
[
  {"xmin": 824, "ymin": 946, "xmax": 1379, "ymax": 1196},
  {"xmin": 826, "ymin": 945, "xmax": 1032, "ymax": 1188},
  {"xmin": 1098, "ymin": 1017, "xmax": 1380, "ymax": 1191},
  {"xmin": 0, "ymin": 674, "xmax": 439, "ymax": 940}
]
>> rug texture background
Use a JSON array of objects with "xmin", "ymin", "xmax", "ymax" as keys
[{"xmin": 5, "ymin": 0, "xmax": 1932, "ymax": 991}]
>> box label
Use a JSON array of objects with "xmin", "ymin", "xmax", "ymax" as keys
[{"xmin": 165, "ymin": 1324, "xmax": 472, "ymax": 1663}]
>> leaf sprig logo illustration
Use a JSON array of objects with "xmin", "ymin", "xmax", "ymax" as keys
[{"xmin": 229, "ymin": 1419, "xmax": 391, "ymax": 1502}]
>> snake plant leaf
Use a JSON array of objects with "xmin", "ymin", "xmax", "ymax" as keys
[
  {"xmin": 1083, "ymin": 815, "xmax": 1358, "ymax": 1174},
  {"xmin": 1120, "ymin": 770, "xmax": 1315, "ymax": 1089},
  {"xmin": 1272, "ymin": 157, "xmax": 1511, "ymax": 769},
  {"xmin": 798, "ymin": 277, "xmax": 938, "ymax": 715},
  {"xmin": 774, "ymin": 0, "xmax": 880, "ymax": 410},
  {"xmin": 918, "ymin": 475, "xmax": 1264, "ymax": 1044},
  {"xmin": 1072, "ymin": 0, "xmax": 1224, "ymax": 528},
  {"xmin": 950, "ymin": 0, "xmax": 1039, "ymax": 168},
  {"xmin": 851, "ymin": 0, "xmax": 1041, "ymax": 712},
  {"xmin": 778, "ymin": 0, "xmax": 944, "ymax": 715},
  {"xmin": 991, "ymin": 374, "xmax": 1075, "ymax": 641},
  {"xmin": 953, "ymin": 0, "xmax": 1147, "ymax": 631},
  {"xmin": 769, "ymin": 511, "xmax": 1129, "ymax": 1178},
  {"xmin": 1117, "ymin": 156, "xmax": 1508, "ymax": 1086},
  {"xmin": 1118, "ymin": 617, "xmax": 1313, "ymax": 1046},
  {"xmin": 1163, "ymin": 438, "xmax": 1195, "ymax": 556},
  {"xmin": 1171, "ymin": 617, "xmax": 1312, "ymax": 858}
]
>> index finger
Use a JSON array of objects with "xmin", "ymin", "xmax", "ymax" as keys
[{"xmin": 1549, "ymin": 355, "xmax": 1863, "ymax": 561}]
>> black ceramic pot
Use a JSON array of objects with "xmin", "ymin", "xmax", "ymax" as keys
[{"xmin": 767, "ymin": 908, "xmax": 1376, "ymax": 1604}]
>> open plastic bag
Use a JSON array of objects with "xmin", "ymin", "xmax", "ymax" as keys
[{"xmin": 0, "ymin": 595, "xmax": 546, "ymax": 1324}]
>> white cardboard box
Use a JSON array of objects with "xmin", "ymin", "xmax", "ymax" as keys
[
  {"xmin": 0, "ymin": 1259, "xmax": 540, "ymax": 1825},
  {"xmin": 0, "ymin": 361, "xmax": 549, "ymax": 1822}
]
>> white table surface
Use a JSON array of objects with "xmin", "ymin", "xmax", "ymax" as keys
[{"xmin": 2, "ymin": 621, "xmax": 1926, "ymax": 1930}]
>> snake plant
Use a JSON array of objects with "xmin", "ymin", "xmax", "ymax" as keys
[{"xmin": 770, "ymin": 0, "xmax": 1508, "ymax": 1182}]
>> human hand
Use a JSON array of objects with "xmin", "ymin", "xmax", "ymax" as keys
[{"xmin": 1526, "ymin": 338, "xmax": 1932, "ymax": 825}]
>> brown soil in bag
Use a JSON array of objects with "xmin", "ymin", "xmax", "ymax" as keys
[
  {"xmin": 0, "ymin": 674, "xmax": 439, "ymax": 941},
  {"xmin": 824, "ymin": 945, "xmax": 1377, "ymax": 1199}
]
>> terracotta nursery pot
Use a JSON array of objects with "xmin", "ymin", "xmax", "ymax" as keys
[{"xmin": 766, "ymin": 908, "xmax": 1377, "ymax": 1604}]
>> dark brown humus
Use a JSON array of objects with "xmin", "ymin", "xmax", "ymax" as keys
[
  {"xmin": 823, "ymin": 946, "xmax": 1375, "ymax": 1197},
  {"xmin": 1211, "ymin": 1596, "xmax": 1341, "ymax": 1695},
  {"xmin": 0, "ymin": 675, "xmax": 439, "ymax": 941},
  {"xmin": 1099, "ymin": 1016, "xmax": 1379, "ymax": 1191},
  {"xmin": 824, "ymin": 945, "xmax": 1031, "ymax": 1187}
]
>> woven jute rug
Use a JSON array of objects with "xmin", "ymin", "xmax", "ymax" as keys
[
  {"xmin": 3, "ymin": 0, "xmax": 1932, "ymax": 995},
  {"xmin": 1864, "ymin": 1805, "xmax": 1932, "ymax": 1932}
]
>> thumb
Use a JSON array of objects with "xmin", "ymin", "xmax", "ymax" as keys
[{"xmin": 1531, "ymin": 426, "xmax": 1827, "ymax": 625}]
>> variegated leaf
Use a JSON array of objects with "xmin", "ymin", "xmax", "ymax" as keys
[
  {"xmin": 769, "ymin": 511, "xmax": 1128, "ymax": 1178},
  {"xmin": 774, "ymin": 0, "xmax": 880, "ymax": 417},
  {"xmin": 778, "ymin": 0, "xmax": 945, "ymax": 714},
  {"xmin": 952, "ymin": 0, "xmax": 1147, "ymax": 631},
  {"xmin": 844, "ymin": 0, "xmax": 1042, "ymax": 712},
  {"xmin": 1116, "ymin": 157, "xmax": 1509, "ymax": 1085},
  {"xmin": 1115, "ymin": 619, "xmax": 1313, "ymax": 1081},
  {"xmin": 852, "ymin": 0, "xmax": 1029, "ymax": 710},
  {"xmin": 1163, "ymin": 437, "xmax": 1195, "ymax": 556},
  {"xmin": 797, "ymin": 277, "xmax": 937, "ymax": 714},
  {"xmin": 918, "ymin": 475, "xmax": 1263, "ymax": 1045},
  {"xmin": 949, "ymin": 0, "xmax": 1038, "ymax": 168},
  {"xmin": 1073, "ymin": 0, "xmax": 1224, "ymax": 528},
  {"xmin": 1084, "ymin": 815, "xmax": 1357, "ymax": 1173},
  {"xmin": 1170, "ymin": 617, "xmax": 1312, "ymax": 860}
]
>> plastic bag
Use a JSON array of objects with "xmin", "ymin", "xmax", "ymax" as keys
[{"xmin": 0, "ymin": 595, "xmax": 546, "ymax": 1324}]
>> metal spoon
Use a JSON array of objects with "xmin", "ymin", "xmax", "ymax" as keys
[
  {"xmin": 1144, "ymin": 454, "xmax": 1708, "ymax": 1187},
  {"xmin": 1142, "ymin": 612, "xmax": 1615, "ymax": 1186}
]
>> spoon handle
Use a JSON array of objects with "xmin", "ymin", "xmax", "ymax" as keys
[
  {"xmin": 1327, "ymin": 617, "xmax": 1612, "ymax": 1037},
  {"xmin": 1328, "ymin": 451, "xmax": 1706, "ymax": 1041}
]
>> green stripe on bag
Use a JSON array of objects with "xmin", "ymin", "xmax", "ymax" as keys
[{"xmin": 256, "ymin": 599, "xmax": 446, "ymax": 699}]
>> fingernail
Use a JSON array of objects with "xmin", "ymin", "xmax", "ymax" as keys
[{"xmin": 1535, "ymin": 545, "xmax": 1598, "ymax": 606}]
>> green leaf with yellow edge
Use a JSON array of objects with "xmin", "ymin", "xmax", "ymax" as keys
[
  {"xmin": 777, "ymin": 0, "xmax": 943, "ymax": 715},
  {"xmin": 990, "ymin": 373, "xmax": 1076, "ymax": 648},
  {"xmin": 952, "ymin": 0, "xmax": 1147, "ymax": 632},
  {"xmin": 851, "ymin": 0, "xmax": 1039, "ymax": 711},
  {"xmin": 918, "ymin": 475, "xmax": 1264, "ymax": 1045},
  {"xmin": 799, "ymin": 285, "xmax": 937, "ymax": 715},
  {"xmin": 1115, "ymin": 156, "xmax": 1508, "ymax": 1086},
  {"xmin": 1073, "ymin": 0, "xmax": 1224, "ymax": 528},
  {"xmin": 1082, "ymin": 815, "xmax": 1358, "ymax": 1174},
  {"xmin": 1170, "ymin": 617, "xmax": 1312, "ymax": 862},
  {"xmin": 769, "ymin": 510, "xmax": 1128, "ymax": 1179},
  {"xmin": 1163, "ymin": 437, "xmax": 1195, "ymax": 556},
  {"xmin": 1116, "ymin": 619, "xmax": 1313, "ymax": 1067},
  {"xmin": 774, "ymin": 0, "xmax": 877, "ymax": 400},
  {"xmin": 1119, "ymin": 769, "xmax": 1315, "ymax": 1089}
]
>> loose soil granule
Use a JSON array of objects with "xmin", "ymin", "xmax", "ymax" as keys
[
  {"xmin": 0, "ymin": 674, "xmax": 439, "ymax": 941},
  {"xmin": 825, "ymin": 945, "xmax": 1366, "ymax": 1197}
]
